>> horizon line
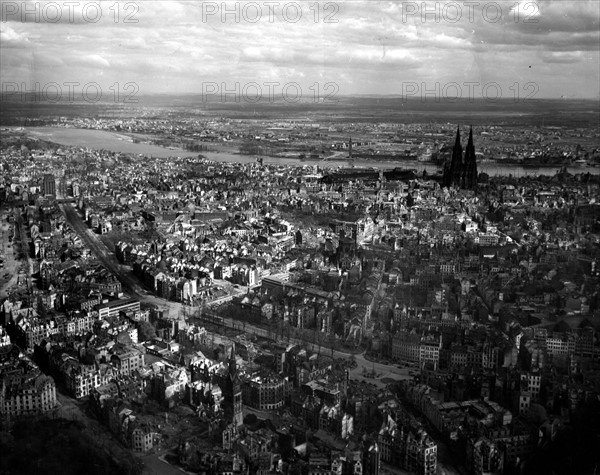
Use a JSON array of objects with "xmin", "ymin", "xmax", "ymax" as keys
[{"xmin": 1, "ymin": 92, "xmax": 599, "ymax": 102}]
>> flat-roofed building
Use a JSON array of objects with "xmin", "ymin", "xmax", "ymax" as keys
[{"xmin": 97, "ymin": 298, "xmax": 140, "ymax": 319}]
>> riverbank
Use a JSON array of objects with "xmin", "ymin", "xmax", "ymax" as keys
[{"xmin": 19, "ymin": 126, "xmax": 600, "ymax": 176}]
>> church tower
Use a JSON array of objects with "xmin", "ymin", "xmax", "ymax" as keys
[
  {"xmin": 443, "ymin": 126, "xmax": 478, "ymax": 190},
  {"xmin": 449, "ymin": 126, "xmax": 463, "ymax": 187},
  {"xmin": 227, "ymin": 346, "xmax": 243, "ymax": 427},
  {"xmin": 462, "ymin": 126, "xmax": 478, "ymax": 190}
]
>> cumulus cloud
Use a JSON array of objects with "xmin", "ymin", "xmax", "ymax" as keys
[
  {"xmin": 0, "ymin": 23, "xmax": 30, "ymax": 46},
  {"xmin": 0, "ymin": 0, "xmax": 598, "ymax": 97}
]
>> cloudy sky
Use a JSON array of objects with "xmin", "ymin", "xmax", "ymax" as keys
[{"xmin": 1, "ymin": 0, "xmax": 599, "ymax": 99}]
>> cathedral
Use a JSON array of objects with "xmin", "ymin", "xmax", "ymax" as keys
[{"xmin": 442, "ymin": 126, "xmax": 478, "ymax": 190}]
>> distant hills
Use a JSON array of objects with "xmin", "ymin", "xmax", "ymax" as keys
[{"xmin": 1, "ymin": 93, "xmax": 598, "ymax": 128}]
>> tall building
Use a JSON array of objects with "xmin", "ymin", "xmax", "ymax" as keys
[
  {"xmin": 225, "ymin": 346, "xmax": 243, "ymax": 427},
  {"xmin": 0, "ymin": 344, "xmax": 58, "ymax": 425},
  {"xmin": 378, "ymin": 414, "xmax": 437, "ymax": 475},
  {"xmin": 462, "ymin": 127, "xmax": 478, "ymax": 190},
  {"xmin": 362, "ymin": 439, "xmax": 380, "ymax": 475},
  {"xmin": 449, "ymin": 127, "xmax": 463, "ymax": 188},
  {"xmin": 1, "ymin": 373, "xmax": 57, "ymax": 424},
  {"xmin": 405, "ymin": 430, "xmax": 437, "ymax": 475},
  {"xmin": 42, "ymin": 174, "xmax": 56, "ymax": 196},
  {"xmin": 443, "ymin": 126, "xmax": 478, "ymax": 190}
]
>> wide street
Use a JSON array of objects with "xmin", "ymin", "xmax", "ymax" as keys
[
  {"xmin": 0, "ymin": 209, "xmax": 18, "ymax": 298},
  {"xmin": 60, "ymin": 203, "xmax": 145, "ymax": 298},
  {"xmin": 0, "ymin": 206, "xmax": 34, "ymax": 298}
]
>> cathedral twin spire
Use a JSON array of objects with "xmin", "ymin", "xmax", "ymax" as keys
[{"xmin": 443, "ymin": 126, "xmax": 478, "ymax": 190}]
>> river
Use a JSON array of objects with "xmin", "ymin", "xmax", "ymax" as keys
[{"xmin": 24, "ymin": 126, "xmax": 598, "ymax": 176}]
